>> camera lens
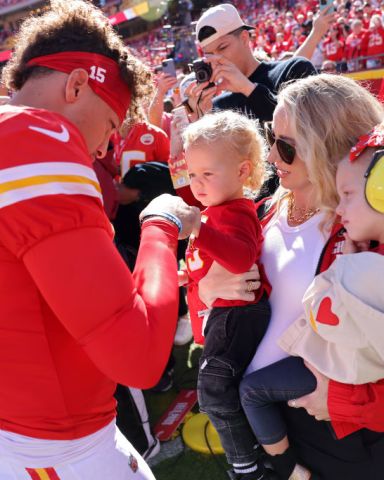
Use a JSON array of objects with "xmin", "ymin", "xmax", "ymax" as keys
[{"xmin": 197, "ymin": 70, "xmax": 209, "ymax": 82}]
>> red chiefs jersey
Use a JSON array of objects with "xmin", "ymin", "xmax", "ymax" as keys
[
  {"xmin": 272, "ymin": 40, "xmax": 291, "ymax": 56},
  {"xmin": 185, "ymin": 198, "xmax": 270, "ymax": 344},
  {"xmin": 345, "ymin": 31, "xmax": 366, "ymax": 59},
  {"xmin": 113, "ymin": 122, "xmax": 170, "ymax": 177},
  {"xmin": 323, "ymin": 38, "xmax": 345, "ymax": 62},
  {"xmin": 364, "ymin": 27, "xmax": 384, "ymax": 57},
  {"xmin": 0, "ymin": 106, "xmax": 179, "ymax": 440}
]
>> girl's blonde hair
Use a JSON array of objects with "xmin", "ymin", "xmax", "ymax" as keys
[
  {"xmin": 183, "ymin": 110, "xmax": 267, "ymax": 192},
  {"xmin": 276, "ymin": 74, "xmax": 384, "ymax": 216}
]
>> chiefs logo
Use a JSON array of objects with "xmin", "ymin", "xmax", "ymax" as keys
[
  {"xmin": 140, "ymin": 133, "xmax": 154, "ymax": 145},
  {"xmin": 128, "ymin": 453, "xmax": 139, "ymax": 473}
]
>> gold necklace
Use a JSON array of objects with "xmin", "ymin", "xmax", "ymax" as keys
[{"xmin": 287, "ymin": 193, "xmax": 320, "ymax": 226}]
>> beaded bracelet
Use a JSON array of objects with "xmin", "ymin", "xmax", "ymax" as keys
[{"xmin": 140, "ymin": 212, "xmax": 182, "ymax": 233}]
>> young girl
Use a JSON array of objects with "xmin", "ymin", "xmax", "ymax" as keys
[
  {"xmin": 239, "ymin": 125, "xmax": 384, "ymax": 480},
  {"xmin": 179, "ymin": 110, "xmax": 273, "ymax": 480}
]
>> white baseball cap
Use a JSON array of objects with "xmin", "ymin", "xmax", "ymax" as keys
[{"xmin": 196, "ymin": 3, "xmax": 254, "ymax": 48}]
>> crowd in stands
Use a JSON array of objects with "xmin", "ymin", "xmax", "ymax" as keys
[
  {"xmin": 127, "ymin": 0, "xmax": 384, "ymax": 72},
  {"xmin": 1, "ymin": 0, "xmax": 384, "ymax": 71}
]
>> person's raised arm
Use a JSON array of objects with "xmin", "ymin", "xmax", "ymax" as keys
[
  {"xmin": 295, "ymin": 6, "xmax": 335, "ymax": 60},
  {"xmin": 148, "ymin": 73, "xmax": 178, "ymax": 128},
  {"xmin": 17, "ymin": 194, "xmax": 198, "ymax": 389}
]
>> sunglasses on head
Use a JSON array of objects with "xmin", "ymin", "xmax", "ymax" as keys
[{"xmin": 264, "ymin": 122, "xmax": 296, "ymax": 165}]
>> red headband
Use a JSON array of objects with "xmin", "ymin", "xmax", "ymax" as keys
[
  {"xmin": 27, "ymin": 51, "xmax": 131, "ymax": 123},
  {"xmin": 350, "ymin": 125, "xmax": 384, "ymax": 162}
]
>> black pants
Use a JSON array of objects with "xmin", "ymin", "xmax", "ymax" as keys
[
  {"xmin": 197, "ymin": 299, "xmax": 270, "ymax": 465},
  {"xmin": 283, "ymin": 404, "xmax": 384, "ymax": 480}
]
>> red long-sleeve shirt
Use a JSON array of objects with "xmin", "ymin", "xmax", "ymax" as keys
[
  {"xmin": 344, "ymin": 31, "xmax": 366, "ymax": 60},
  {"xmin": 363, "ymin": 27, "xmax": 384, "ymax": 58},
  {"xmin": 323, "ymin": 38, "xmax": 345, "ymax": 62},
  {"xmin": 0, "ymin": 106, "xmax": 179, "ymax": 440},
  {"xmin": 186, "ymin": 198, "xmax": 270, "ymax": 344}
]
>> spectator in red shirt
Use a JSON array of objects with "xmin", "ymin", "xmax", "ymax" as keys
[
  {"xmin": 271, "ymin": 32, "xmax": 291, "ymax": 59},
  {"xmin": 323, "ymin": 26, "xmax": 346, "ymax": 69},
  {"xmin": 290, "ymin": 25, "xmax": 307, "ymax": 50},
  {"xmin": 284, "ymin": 11, "xmax": 297, "ymax": 39},
  {"xmin": 345, "ymin": 19, "xmax": 366, "ymax": 71},
  {"xmin": 363, "ymin": 13, "xmax": 384, "ymax": 68}
]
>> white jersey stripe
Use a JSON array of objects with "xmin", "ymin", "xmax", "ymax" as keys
[
  {"xmin": 0, "ymin": 182, "xmax": 103, "ymax": 209},
  {"xmin": 0, "ymin": 162, "xmax": 99, "ymax": 184}
]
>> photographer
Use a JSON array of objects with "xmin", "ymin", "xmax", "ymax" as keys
[{"xmin": 188, "ymin": 4, "xmax": 316, "ymax": 122}]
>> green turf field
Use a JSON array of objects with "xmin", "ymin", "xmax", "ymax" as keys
[{"xmin": 144, "ymin": 342, "xmax": 231, "ymax": 480}]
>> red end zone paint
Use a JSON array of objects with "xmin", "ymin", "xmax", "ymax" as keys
[{"xmin": 154, "ymin": 389, "xmax": 197, "ymax": 441}]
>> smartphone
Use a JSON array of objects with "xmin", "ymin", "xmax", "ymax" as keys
[
  {"xmin": 319, "ymin": 0, "xmax": 335, "ymax": 13},
  {"xmin": 161, "ymin": 59, "xmax": 177, "ymax": 78}
]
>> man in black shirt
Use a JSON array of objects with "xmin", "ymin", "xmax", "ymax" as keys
[
  {"xmin": 191, "ymin": 3, "xmax": 317, "ymax": 199},
  {"xmin": 194, "ymin": 3, "xmax": 316, "ymax": 122}
]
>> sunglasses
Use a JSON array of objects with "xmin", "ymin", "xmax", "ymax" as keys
[{"xmin": 264, "ymin": 122, "xmax": 296, "ymax": 165}]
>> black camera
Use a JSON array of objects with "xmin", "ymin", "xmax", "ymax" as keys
[{"xmin": 192, "ymin": 59, "xmax": 213, "ymax": 84}]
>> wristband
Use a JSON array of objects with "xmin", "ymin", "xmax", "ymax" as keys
[{"xmin": 140, "ymin": 212, "xmax": 182, "ymax": 233}]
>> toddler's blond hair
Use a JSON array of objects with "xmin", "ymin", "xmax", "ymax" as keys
[{"xmin": 183, "ymin": 110, "xmax": 267, "ymax": 192}]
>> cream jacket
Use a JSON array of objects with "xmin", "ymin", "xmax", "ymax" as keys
[{"xmin": 278, "ymin": 252, "xmax": 384, "ymax": 384}]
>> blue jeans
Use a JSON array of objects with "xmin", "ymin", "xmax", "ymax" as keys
[
  {"xmin": 197, "ymin": 298, "xmax": 270, "ymax": 465},
  {"xmin": 240, "ymin": 356, "xmax": 316, "ymax": 445}
]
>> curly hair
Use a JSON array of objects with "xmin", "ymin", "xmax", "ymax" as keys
[
  {"xmin": 2, "ymin": 0, "xmax": 152, "ymax": 124},
  {"xmin": 183, "ymin": 110, "xmax": 267, "ymax": 193}
]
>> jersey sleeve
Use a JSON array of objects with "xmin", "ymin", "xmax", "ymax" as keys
[
  {"xmin": 22, "ymin": 220, "xmax": 179, "ymax": 388},
  {"xmin": 0, "ymin": 109, "xmax": 111, "ymax": 257},
  {"xmin": 328, "ymin": 379, "xmax": 384, "ymax": 439},
  {"xmin": 194, "ymin": 202, "xmax": 262, "ymax": 273}
]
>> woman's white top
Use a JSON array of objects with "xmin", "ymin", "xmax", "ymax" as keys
[{"xmin": 246, "ymin": 201, "xmax": 328, "ymax": 375}]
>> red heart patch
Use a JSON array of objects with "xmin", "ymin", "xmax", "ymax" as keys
[{"xmin": 316, "ymin": 297, "xmax": 340, "ymax": 326}]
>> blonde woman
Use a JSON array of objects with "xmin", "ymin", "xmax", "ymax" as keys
[{"xmin": 198, "ymin": 74, "xmax": 384, "ymax": 480}]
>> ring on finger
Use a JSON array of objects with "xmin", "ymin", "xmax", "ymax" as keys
[{"xmin": 246, "ymin": 280, "xmax": 258, "ymax": 293}]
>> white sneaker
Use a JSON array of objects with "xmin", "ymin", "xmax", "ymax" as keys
[
  {"xmin": 174, "ymin": 313, "xmax": 193, "ymax": 346},
  {"xmin": 143, "ymin": 436, "xmax": 161, "ymax": 461}
]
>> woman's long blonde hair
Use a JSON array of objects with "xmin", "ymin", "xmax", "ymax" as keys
[{"xmin": 275, "ymin": 74, "xmax": 383, "ymax": 218}]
